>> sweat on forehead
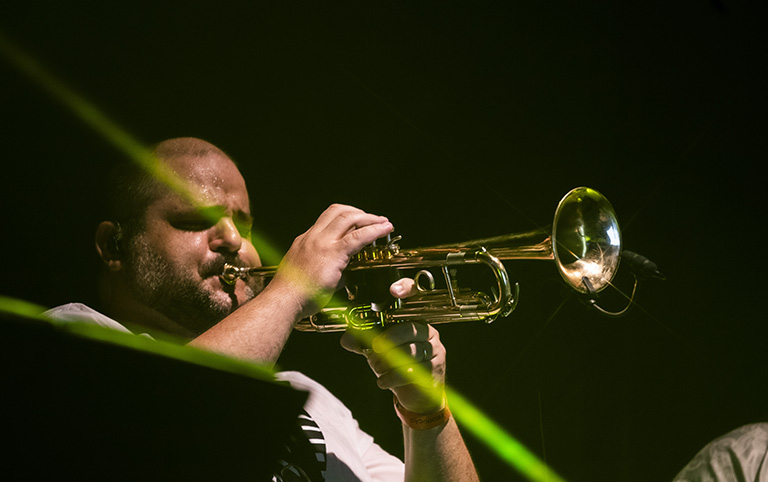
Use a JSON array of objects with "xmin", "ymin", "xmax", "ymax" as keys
[
  {"xmin": 152, "ymin": 137, "xmax": 230, "ymax": 161},
  {"xmin": 150, "ymin": 137, "xmax": 246, "ymax": 197},
  {"xmin": 103, "ymin": 137, "xmax": 241, "ymax": 227}
]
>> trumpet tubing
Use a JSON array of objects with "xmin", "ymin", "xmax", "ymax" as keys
[{"xmin": 220, "ymin": 187, "xmax": 622, "ymax": 332}]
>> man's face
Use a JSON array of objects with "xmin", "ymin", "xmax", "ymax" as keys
[{"xmin": 121, "ymin": 153, "xmax": 262, "ymax": 336}]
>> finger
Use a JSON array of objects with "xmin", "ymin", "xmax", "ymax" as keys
[
  {"xmin": 390, "ymin": 278, "xmax": 417, "ymax": 299},
  {"xmin": 366, "ymin": 340, "xmax": 433, "ymax": 375},
  {"xmin": 311, "ymin": 204, "xmax": 363, "ymax": 231},
  {"xmin": 339, "ymin": 329, "xmax": 378, "ymax": 355},
  {"xmin": 305, "ymin": 205, "xmax": 391, "ymax": 252},
  {"xmin": 376, "ymin": 358, "xmax": 445, "ymax": 390},
  {"xmin": 370, "ymin": 322, "xmax": 431, "ymax": 354},
  {"xmin": 319, "ymin": 204, "xmax": 390, "ymax": 240},
  {"xmin": 337, "ymin": 221, "xmax": 394, "ymax": 257},
  {"xmin": 340, "ymin": 331, "xmax": 361, "ymax": 354}
]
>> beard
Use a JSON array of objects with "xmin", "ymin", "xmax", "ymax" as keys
[{"xmin": 122, "ymin": 236, "xmax": 258, "ymax": 336}]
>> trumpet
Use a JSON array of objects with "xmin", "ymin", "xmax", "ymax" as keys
[{"xmin": 220, "ymin": 187, "xmax": 622, "ymax": 332}]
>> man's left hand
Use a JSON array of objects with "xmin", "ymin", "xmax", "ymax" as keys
[{"xmin": 340, "ymin": 278, "xmax": 447, "ymax": 414}]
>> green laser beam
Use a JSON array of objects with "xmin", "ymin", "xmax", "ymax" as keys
[
  {"xmin": 0, "ymin": 295, "xmax": 277, "ymax": 382},
  {"xmin": 0, "ymin": 30, "xmax": 278, "ymax": 248},
  {"xmin": 448, "ymin": 388, "xmax": 565, "ymax": 482},
  {"xmin": 0, "ymin": 31, "xmax": 193, "ymax": 205},
  {"xmin": 1, "ymin": 31, "xmax": 567, "ymax": 481},
  {"xmin": 354, "ymin": 329, "xmax": 567, "ymax": 482}
]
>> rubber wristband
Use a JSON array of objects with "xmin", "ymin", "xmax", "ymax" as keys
[{"xmin": 393, "ymin": 395, "xmax": 451, "ymax": 430}]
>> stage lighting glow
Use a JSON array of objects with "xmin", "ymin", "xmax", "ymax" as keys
[{"xmin": 1, "ymin": 31, "xmax": 567, "ymax": 481}]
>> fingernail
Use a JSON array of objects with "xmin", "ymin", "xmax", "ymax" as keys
[{"xmin": 392, "ymin": 284, "xmax": 405, "ymax": 297}]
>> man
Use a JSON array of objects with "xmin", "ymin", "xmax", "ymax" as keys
[
  {"xmin": 672, "ymin": 422, "xmax": 768, "ymax": 481},
  {"xmin": 46, "ymin": 137, "xmax": 478, "ymax": 481}
]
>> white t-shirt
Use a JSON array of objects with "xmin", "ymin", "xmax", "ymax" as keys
[{"xmin": 44, "ymin": 303, "xmax": 405, "ymax": 481}]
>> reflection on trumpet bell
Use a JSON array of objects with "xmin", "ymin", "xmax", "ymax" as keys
[
  {"xmin": 551, "ymin": 187, "xmax": 621, "ymax": 294},
  {"xmin": 220, "ymin": 187, "xmax": 622, "ymax": 332}
]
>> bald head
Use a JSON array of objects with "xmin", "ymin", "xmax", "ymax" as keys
[
  {"xmin": 152, "ymin": 137, "xmax": 231, "ymax": 163},
  {"xmin": 97, "ymin": 137, "xmax": 259, "ymax": 334},
  {"xmin": 103, "ymin": 137, "xmax": 240, "ymax": 243}
]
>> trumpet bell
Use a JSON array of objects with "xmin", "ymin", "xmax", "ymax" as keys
[
  {"xmin": 220, "ymin": 186, "xmax": 623, "ymax": 331},
  {"xmin": 422, "ymin": 187, "xmax": 621, "ymax": 295},
  {"xmin": 552, "ymin": 187, "xmax": 621, "ymax": 294}
]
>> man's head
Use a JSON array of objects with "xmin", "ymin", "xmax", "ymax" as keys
[{"xmin": 95, "ymin": 137, "xmax": 262, "ymax": 338}]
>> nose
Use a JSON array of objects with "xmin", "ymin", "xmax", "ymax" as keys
[{"xmin": 209, "ymin": 217, "xmax": 242, "ymax": 253}]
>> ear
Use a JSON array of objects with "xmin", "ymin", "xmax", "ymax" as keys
[{"xmin": 95, "ymin": 221, "xmax": 124, "ymax": 271}]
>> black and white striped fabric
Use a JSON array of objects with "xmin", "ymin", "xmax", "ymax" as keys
[{"xmin": 271, "ymin": 410, "xmax": 327, "ymax": 481}]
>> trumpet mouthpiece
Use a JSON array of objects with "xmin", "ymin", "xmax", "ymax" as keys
[{"xmin": 220, "ymin": 263, "xmax": 248, "ymax": 285}]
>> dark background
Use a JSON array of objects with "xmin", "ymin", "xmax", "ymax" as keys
[{"xmin": 1, "ymin": 1, "xmax": 766, "ymax": 480}]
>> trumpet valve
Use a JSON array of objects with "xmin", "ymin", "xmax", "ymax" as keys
[{"xmin": 354, "ymin": 234, "xmax": 401, "ymax": 262}]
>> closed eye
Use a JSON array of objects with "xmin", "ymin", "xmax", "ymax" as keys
[
  {"xmin": 171, "ymin": 207, "xmax": 252, "ymax": 237},
  {"xmin": 172, "ymin": 216, "xmax": 216, "ymax": 231},
  {"xmin": 171, "ymin": 206, "xmax": 225, "ymax": 231},
  {"xmin": 233, "ymin": 212, "xmax": 253, "ymax": 238}
]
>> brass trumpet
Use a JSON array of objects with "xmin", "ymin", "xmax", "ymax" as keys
[{"xmin": 220, "ymin": 187, "xmax": 622, "ymax": 332}]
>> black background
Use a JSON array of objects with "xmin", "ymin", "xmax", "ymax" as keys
[{"xmin": 1, "ymin": 1, "xmax": 766, "ymax": 480}]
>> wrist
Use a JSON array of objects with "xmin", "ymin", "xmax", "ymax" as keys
[
  {"xmin": 261, "ymin": 275, "xmax": 317, "ymax": 322},
  {"xmin": 394, "ymin": 394, "xmax": 451, "ymax": 430}
]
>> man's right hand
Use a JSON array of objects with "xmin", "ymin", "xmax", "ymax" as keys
[
  {"xmin": 269, "ymin": 204, "xmax": 394, "ymax": 321},
  {"xmin": 191, "ymin": 204, "xmax": 392, "ymax": 364}
]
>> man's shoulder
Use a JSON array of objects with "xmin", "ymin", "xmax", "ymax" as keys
[
  {"xmin": 44, "ymin": 303, "xmax": 132, "ymax": 333},
  {"xmin": 704, "ymin": 423, "xmax": 768, "ymax": 455},
  {"xmin": 720, "ymin": 423, "xmax": 768, "ymax": 443},
  {"xmin": 45, "ymin": 302, "xmax": 100, "ymax": 318},
  {"xmin": 674, "ymin": 423, "xmax": 768, "ymax": 482},
  {"xmin": 275, "ymin": 371, "xmax": 355, "ymax": 418},
  {"xmin": 275, "ymin": 370, "xmax": 330, "ymax": 395}
]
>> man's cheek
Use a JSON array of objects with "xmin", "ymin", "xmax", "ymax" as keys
[{"xmin": 241, "ymin": 242, "xmax": 261, "ymax": 266}]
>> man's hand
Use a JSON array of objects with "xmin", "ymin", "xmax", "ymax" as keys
[
  {"xmin": 340, "ymin": 278, "xmax": 447, "ymax": 414},
  {"xmin": 270, "ymin": 204, "xmax": 394, "ymax": 321},
  {"xmin": 340, "ymin": 277, "xmax": 479, "ymax": 482},
  {"xmin": 191, "ymin": 204, "xmax": 392, "ymax": 365}
]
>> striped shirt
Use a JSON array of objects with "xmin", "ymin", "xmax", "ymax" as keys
[{"xmin": 271, "ymin": 410, "xmax": 327, "ymax": 481}]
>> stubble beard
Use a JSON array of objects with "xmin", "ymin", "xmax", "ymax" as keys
[{"xmin": 123, "ymin": 236, "xmax": 257, "ymax": 336}]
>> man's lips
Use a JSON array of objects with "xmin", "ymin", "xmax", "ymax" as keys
[
  {"xmin": 203, "ymin": 259, "xmax": 239, "ymax": 278},
  {"xmin": 203, "ymin": 259, "xmax": 256, "ymax": 291}
]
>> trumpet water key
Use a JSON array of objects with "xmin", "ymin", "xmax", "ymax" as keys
[{"xmin": 220, "ymin": 187, "xmax": 622, "ymax": 331}]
